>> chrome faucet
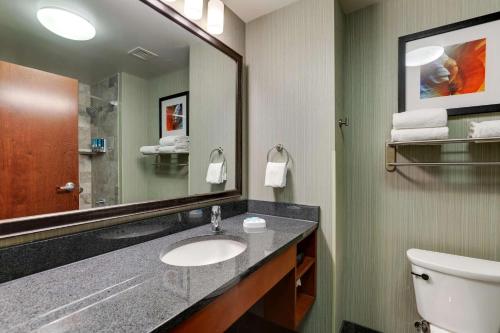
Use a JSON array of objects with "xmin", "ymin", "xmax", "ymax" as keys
[{"xmin": 211, "ymin": 205, "xmax": 223, "ymax": 233}]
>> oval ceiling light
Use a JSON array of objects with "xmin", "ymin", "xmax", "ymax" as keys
[
  {"xmin": 406, "ymin": 46, "xmax": 445, "ymax": 67},
  {"xmin": 184, "ymin": 0, "xmax": 203, "ymax": 20},
  {"xmin": 37, "ymin": 7, "xmax": 96, "ymax": 41},
  {"xmin": 207, "ymin": 0, "xmax": 224, "ymax": 35}
]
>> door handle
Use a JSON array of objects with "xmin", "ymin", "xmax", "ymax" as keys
[{"xmin": 57, "ymin": 182, "xmax": 75, "ymax": 192}]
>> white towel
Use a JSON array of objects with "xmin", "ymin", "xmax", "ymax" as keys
[
  {"xmin": 264, "ymin": 162, "xmax": 287, "ymax": 188},
  {"xmin": 469, "ymin": 120, "xmax": 500, "ymax": 139},
  {"xmin": 391, "ymin": 127, "xmax": 449, "ymax": 142},
  {"xmin": 393, "ymin": 108, "xmax": 447, "ymax": 130},
  {"xmin": 140, "ymin": 146, "xmax": 160, "ymax": 155},
  {"xmin": 159, "ymin": 136, "xmax": 189, "ymax": 146},
  {"xmin": 206, "ymin": 162, "xmax": 226, "ymax": 184},
  {"xmin": 175, "ymin": 142, "xmax": 189, "ymax": 150},
  {"xmin": 158, "ymin": 146, "xmax": 176, "ymax": 154}
]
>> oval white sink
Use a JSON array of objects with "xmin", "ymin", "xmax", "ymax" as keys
[{"xmin": 161, "ymin": 237, "xmax": 247, "ymax": 267}]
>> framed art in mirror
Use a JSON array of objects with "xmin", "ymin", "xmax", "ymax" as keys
[{"xmin": 160, "ymin": 92, "xmax": 190, "ymax": 138}]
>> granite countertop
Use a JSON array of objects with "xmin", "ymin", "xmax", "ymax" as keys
[{"xmin": 0, "ymin": 213, "xmax": 317, "ymax": 333}]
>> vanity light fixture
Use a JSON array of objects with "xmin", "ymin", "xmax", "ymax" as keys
[
  {"xmin": 184, "ymin": 0, "xmax": 203, "ymax": 20},
  {"xmin": 207, "ymin": 0, "xmax": 224, "ymax": 35},
  {"xmin": 37, "ymin": 7, "xmax": 96, "ymax": 41},
  {"xmin": 406, "ymin": 46, "xmax": 445, "ymax": 67}
]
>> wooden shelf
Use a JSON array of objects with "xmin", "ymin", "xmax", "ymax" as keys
[
  {"xmin": 295, "ymin": 293, "xmax": 315, "ymax": 327},
  {"xmin": 296, "ymin": 256, "xmax": 315, "ymax": 280}
]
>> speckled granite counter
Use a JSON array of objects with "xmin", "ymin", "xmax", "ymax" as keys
[{"xmin": 0, "ymin": 213, "xmax": 317, "ymax": 333}]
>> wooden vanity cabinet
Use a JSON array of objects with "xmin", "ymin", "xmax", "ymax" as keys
[{"xmin": 170, "ymin": 230, "xmax": 317, "ymax": 333}]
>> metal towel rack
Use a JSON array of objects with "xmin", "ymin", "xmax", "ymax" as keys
[
  {"xmin": 386, "ymin": 137, "xmax": 500, "ymax": 172},
  {"xmin": 267, "ymin": 144, "xmax": 290, "ymax": 165},
  {"xmin": 209, "ymin": 147, "xmax": 226, "ymax": 166}
]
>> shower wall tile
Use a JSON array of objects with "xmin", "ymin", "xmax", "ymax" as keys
[
  {"xmin": 91, "ymin": 74, "xmax": 120, "ymax": 208},
  {"xmin": 78, "ymin": 83, "xmax": 92, "ymax": 210}
]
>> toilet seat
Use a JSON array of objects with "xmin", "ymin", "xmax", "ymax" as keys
[{"xmin": 430, "ymin": 324, "xmax": 451, "ymax": 333}]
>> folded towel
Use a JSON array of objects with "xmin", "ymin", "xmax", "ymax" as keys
[
  {"xmin": 469, "ymin": 120, "xmax": 500, "ymax": 139},
  {"xmin": 393, "ymin": 108, "xmax": 447, "ymax": 130},
  {"xmin": 140, "ymin": 146, "xmax": 160, "ymax": 155},
  {"xmin": 206, "ymin": 162, "xmax": 227, "ymax": 184},
  {"xmin": 264, "ymin": 162, "xmax": 287, "ymax": 188},
  {"xmin": 391, "ymin": 127, "xmax": 449, "ymax": 142},
  {"xmin": 174, "ymin": 142, "xmax": 189, "ymax": 150},
  {"xmin": 159, "ymin": 136, "xmax": 190, "ymax": 146},
  {"xmin": 158, "ymin": 146, "xmax": 176, "ymax": 154},
  {"xmin": 174, "ymin": 148, "xmax": 190, "ymax": 153}
]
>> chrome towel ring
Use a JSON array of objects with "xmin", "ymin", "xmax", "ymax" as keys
[
  {"xmin": 267, "ymin": 144, "xmax": 289, "ymax": 165},
  {"xmin": 209, "ymin": 147, "xmax": 226, "ymax": 166}
]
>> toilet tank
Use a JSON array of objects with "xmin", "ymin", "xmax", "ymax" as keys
[{"xmin": 407, "ymin": 249, "xmax": 500, "ymax": 333}]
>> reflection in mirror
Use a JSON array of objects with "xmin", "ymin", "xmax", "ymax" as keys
[{"xmin": 0, "ymin": 0, "xmax": 238, "ymax": 220}]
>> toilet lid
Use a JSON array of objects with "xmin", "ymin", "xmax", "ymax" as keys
[{"xmin": 430, "ymin": 324, "xmax": 451, "ymax": 333}]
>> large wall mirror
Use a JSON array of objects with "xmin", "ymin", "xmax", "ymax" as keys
[{"xmin": 0, "ymin": 0, "xmax": 242, "ymax": 234}]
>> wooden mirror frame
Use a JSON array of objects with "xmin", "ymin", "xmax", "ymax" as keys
[{"xmin": 0, "ymin": 0, "xmax": 243, "ymax": 237}]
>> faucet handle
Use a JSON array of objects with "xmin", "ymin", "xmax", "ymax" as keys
[{"xmin": 212, "ymin": 205, "xmax": 221, "ymax": 215}]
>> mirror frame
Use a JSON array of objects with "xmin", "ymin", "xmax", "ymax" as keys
[{"xmin": 0, "ymin": 0, "xmax": 243, "ymax": 237}]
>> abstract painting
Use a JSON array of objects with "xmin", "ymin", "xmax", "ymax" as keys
[
  {"xmin": 399, "ymin": 12, "xmax": 500, "ymax": 116},
  {"xmin": 420, "ymin": 38, "xmax": 486, "ymax": 99},
  {"xmin": 159, "ymin": 91, "xmax": 189, "ymax": 138}
]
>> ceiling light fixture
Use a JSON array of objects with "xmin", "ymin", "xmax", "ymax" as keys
[
  {"xmin": 37, "ymin": 7, "xmax": 96, "ymax": 41},
  {"xmin": 184, "ymin": 0, "xmax": 203, "ymax": 20},
  {"xmin": 406, "ymin": 46, "xmax": 445, "ymax": 67},
  {"xmin": 207, "ymin": 0, "xmax": 224, "ymax": 35}
]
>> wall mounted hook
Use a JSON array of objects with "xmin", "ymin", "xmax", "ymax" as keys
[{"xmin": 338, "ymin": 117, "xmax": 349, "ymax": 128}]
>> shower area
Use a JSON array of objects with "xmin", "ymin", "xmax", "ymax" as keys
[{"xmin": 78, "ymin": 73, "xmax": 120, "ymax": 209}]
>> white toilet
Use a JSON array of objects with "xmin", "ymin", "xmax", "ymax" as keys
[{"xmin": 407, "ymin": 249, "xmax": 500, "ymax": 333}]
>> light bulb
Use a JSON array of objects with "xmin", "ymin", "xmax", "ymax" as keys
[
  {"xmin": 37, "ymin": 7, "xmax": 96, "ymax": 41},
  {"xmin": 207, "ymin": 0, "xmax": 224, "ymax": 35},
  {"xmin": 184, "ymin": 0, "xmax": 203, "ymax": 20}
]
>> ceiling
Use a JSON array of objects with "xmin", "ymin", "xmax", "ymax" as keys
[
  {"xmin": 224, "ymin": 0, "xmax": 301, "ymax": 23},
  {"xmin": 0, "ymin": 0, "xmax": 203, "ymax": 84},
  {"xmin": 339, "ymin": 0, "xmax": 384, "ymax": 14},
  {"xmin": 224, "ymin": 0, "xmax": 384, "ymax": 22}
]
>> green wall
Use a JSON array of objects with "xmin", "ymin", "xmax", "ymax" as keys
[
  {"xmin": 342, "ymin": 1, "xmax": 500, "ymax": 332},
  {"xmin": 246, "ymin": 0, "xmax": 336, "ymax": 331}
]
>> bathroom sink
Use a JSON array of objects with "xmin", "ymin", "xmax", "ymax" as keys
[{"xmin": 160, "ymin": 236, "xmax": 247, "ymax": 267}]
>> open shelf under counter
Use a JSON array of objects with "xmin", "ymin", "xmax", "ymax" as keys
[{"xmin": 296, "ymin": 256, "xmax": 315, "ymax": 280}]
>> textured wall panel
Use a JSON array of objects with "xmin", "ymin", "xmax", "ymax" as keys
[
  {"xmin": 246, "ymin": 0, "xmax": 336, "ymax": 331},
  {"xmin": 342, "ymin": 1, "xmax": 500, "ymax": 332}
]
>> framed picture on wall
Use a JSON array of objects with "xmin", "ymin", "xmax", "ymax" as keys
[
  {"xmin": 159, "ymin": 91, "xmax": 189, "ymax": 138},
  {"xmin": 399, "ymin": 11, "xmax": 500, "ymax": 116}
]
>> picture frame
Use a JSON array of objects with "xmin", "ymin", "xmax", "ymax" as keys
[
  {"xmin": 399, "ymin": 11, "xmax": 500, "ymax": 116},
  {"xmin": 159, "ymin": 91, "xmax": 189, "ymax": 138}
]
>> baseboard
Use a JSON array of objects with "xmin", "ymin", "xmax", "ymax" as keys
[{"xmin": 340, "ymin": 320, "xmax": 382, "ymax": 333}]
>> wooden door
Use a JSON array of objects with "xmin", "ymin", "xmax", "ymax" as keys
[{"xmin": 0, "ymin": 60, "xmax": 79, "ymax": 219}]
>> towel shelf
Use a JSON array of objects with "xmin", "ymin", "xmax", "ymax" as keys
[
  {"xmin": 387, "ymin": 136, "xmax": 500, "ymax": 147},
  {"xmin": 141, "ymin": 152, "xmax": 189, "ymax": 156},
  {"xmin": 79, "ymin": 149, "xmax": 105, "ymax": 156},
  {"xmin": 386, "ymin": 137, "xmax": 500, "ymax": 172}
]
